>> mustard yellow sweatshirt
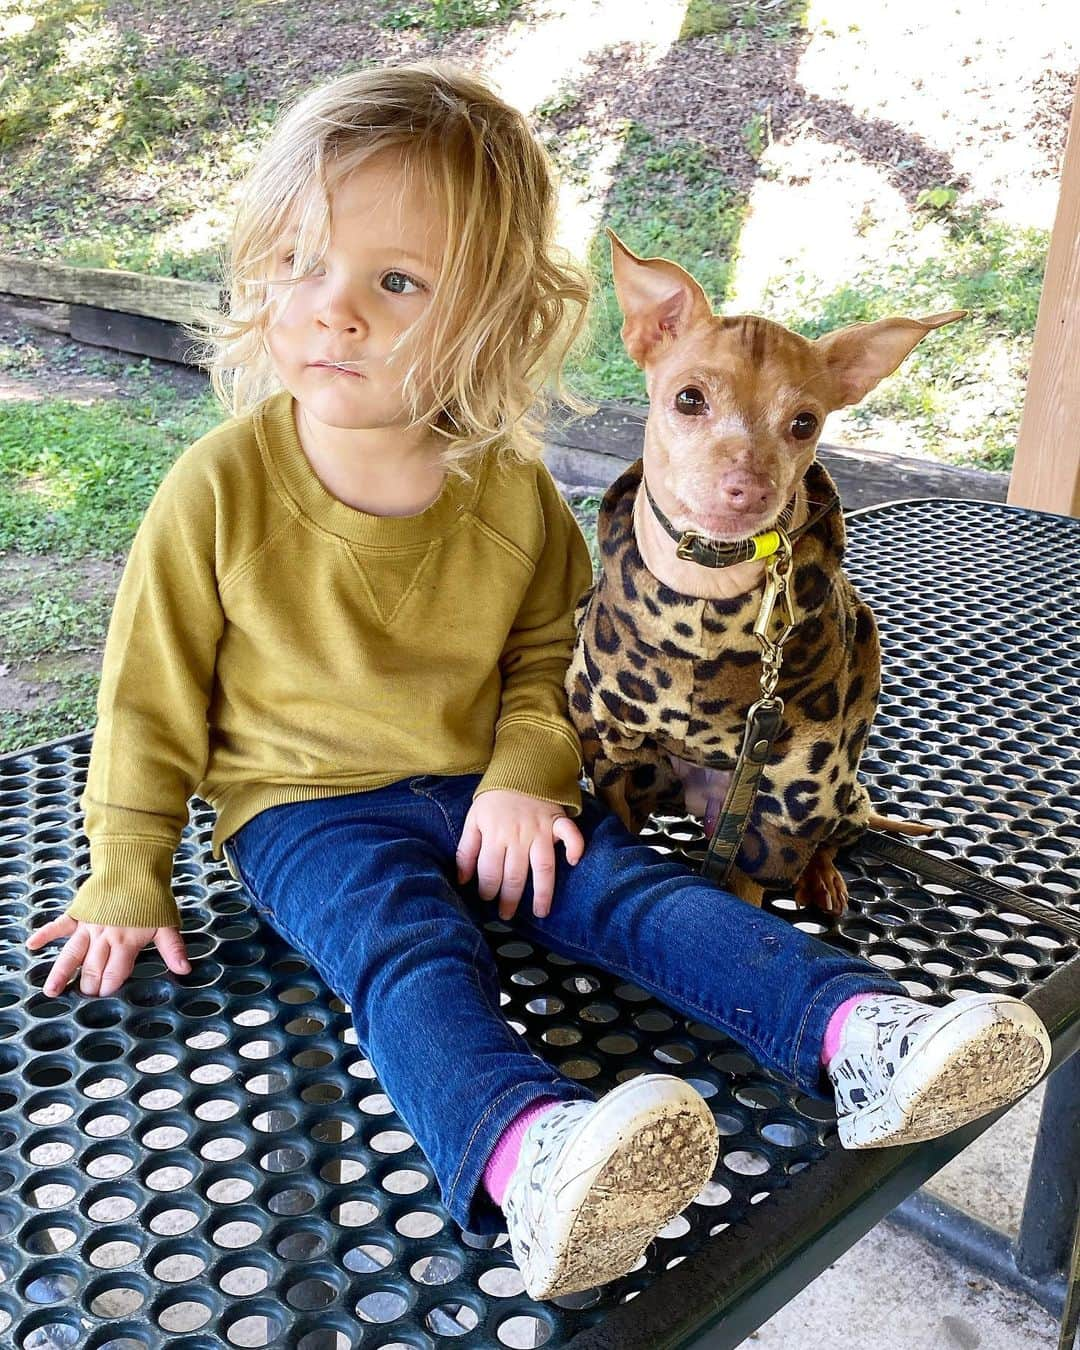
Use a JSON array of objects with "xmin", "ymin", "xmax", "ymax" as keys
[{"xmin": 65, "ymin": 387, "xmax": 595, "ymax": 930}]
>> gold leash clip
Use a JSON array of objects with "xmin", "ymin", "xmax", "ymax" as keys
[
  {"xmin": 752, "ymin": 529, "xmax": 796, "ymax": 701},
  {"xmin": 753, "ymin": 528, "xmax": 796, "ymax": 645}
]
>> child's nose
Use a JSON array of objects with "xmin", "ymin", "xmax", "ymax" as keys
[{"xmin": 315, "ymin": 281, "xmax": 369, "ymax": 334}]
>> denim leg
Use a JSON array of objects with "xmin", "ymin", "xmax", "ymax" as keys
[
  {"xmin": 224, "ymin": 775, "xmax": 596, "ymax": 1237},
  {"xmin": 508, "ymin": 791, "xmax": 907, "ymax": 1101}
]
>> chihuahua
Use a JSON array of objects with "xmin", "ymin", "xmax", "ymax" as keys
[{"xmin": 566, "ymin": 228, "xmax": 963, "ymax": 914}]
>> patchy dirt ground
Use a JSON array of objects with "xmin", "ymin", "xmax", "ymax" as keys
[
  {"xmin": 3, "ymin": 1, "xmax": 1076, "ymax": 461},
  {"xmin": 5, "ymin": 1, "xmax": 1075, "ymax": 278}
]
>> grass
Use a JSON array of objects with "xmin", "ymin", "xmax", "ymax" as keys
[
  {"xmin": 0, "ymin": 672, "xmax": 99, "ymax": 752},
  {"xmin": 680, "ymin": 0, "xmax": 810, "ymax": 47},
  {"xmin": 1, "ymin": 1, "xmax": 332, "ymax": 273},
  {"xmin": 2, "ymin": 2, "xmax": 228, "ymax": 261},
  {"xmin": 0, "ymin": 366, "xmax": 216, "ymax": 750},
  {"xmin": 0, "ymin": 379, "xmax": 219, "ymax": 555},
  {"xmin": 0, "ymin": 567, "xmax": 112, "ymax": 751},
  {"xmin": 0, "ymin": 548, "xmax": 112, "ymax": 749},
  {"xmin": 1, "ymin": 574, "xmax": 112, "ymax": 659},
  {"xmin": 568, "ymin": 494, "xmax": 603, "ymax": 574}
]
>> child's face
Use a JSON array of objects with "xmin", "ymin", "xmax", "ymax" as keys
[{"xmin": 265, "ymin": 148, "xmax": 445, "ymax": 437}]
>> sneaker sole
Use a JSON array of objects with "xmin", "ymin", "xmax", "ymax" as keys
[
  {"xmin": 521, "ymin": 1073, "xmax": 720, "ymax": 1299},
  {"xmin": 837, "ymin": 996, "xmax": 1051, "ymax": 1149}
]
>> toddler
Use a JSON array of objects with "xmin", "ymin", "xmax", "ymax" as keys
[{"xmin": 26, "ymin": 62, "xmax": 1051, "ymax": 1302}]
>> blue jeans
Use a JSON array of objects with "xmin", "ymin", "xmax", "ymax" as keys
[{"xmin": 222, "ymin": 772, "xmax": 903, "ymax": 1236}]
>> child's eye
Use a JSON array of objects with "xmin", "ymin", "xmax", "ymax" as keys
[
  {"xmin": 276, "ymin": 255, "xmax": 422, "ymax": 293},
  {"xmin": 382, "ymin": 270, "xmax": 423, "ymax": 295},
  {"xmin": 279, "ymin": 251, "xmax": 324, "ymax": 278}
]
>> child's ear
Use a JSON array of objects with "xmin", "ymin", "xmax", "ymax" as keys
[
  {"xmin": 814, "ymin": 310, "xmax": 968, "ymax": 409},
  {"xmin": 606, "ymin": 226, "xmax": 714, "ymax": 369}
]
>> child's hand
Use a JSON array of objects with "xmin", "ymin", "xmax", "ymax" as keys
[
  {"xmin": 25, "ymin": 915, "xmax": 192, "ymax": 998},
  {"xmin": 456, "ymin": 790, "xmax": 584, "ymax": 921}
]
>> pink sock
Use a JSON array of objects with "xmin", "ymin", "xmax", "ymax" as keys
[
  {"xmin": 822, "ymin": 993, "xmax": 882, "ymax": 1067},
  {"xmin": 483, "ymin": 1096, "xmax": 562, "ymax": 1206}
]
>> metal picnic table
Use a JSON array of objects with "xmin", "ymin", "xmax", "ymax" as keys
[{"xmin": 2, "ymin": 493, "xmax": 1078, "ymax": 1350}]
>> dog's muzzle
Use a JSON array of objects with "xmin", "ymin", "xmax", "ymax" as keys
[{"xmin": 643, "ymin": 475, "xmax": 840, "ymax": 568}]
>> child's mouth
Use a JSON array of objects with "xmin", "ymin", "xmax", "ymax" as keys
[{"xmin": 312, "ymin": 363, "xmax": 365, "ymax": 379}]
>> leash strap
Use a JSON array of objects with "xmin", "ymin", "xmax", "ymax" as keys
[
  {"xmin": 698, "ymin": 529, "xmax": 797, "ymax": 884},
  {"xmin": 700, "ymin": 698, "xmax": 785, "ymax": 883},
  {"xmin": 857, "ymin": 830, "xmax": 1080, "ymax": 944}
]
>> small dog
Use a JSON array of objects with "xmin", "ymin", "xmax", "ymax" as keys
[{"xmin": 567, "ymin": 229, "xmax": 963, "ymax": 915}]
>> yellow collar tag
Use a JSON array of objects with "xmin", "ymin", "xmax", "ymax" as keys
[{"xmin": 750, "ymin": 530, "xmax": 782, "ymax": 561}]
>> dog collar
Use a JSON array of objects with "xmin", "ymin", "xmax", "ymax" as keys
[{"xmin": 642, "ymin": 475, "xmax": 841, "ymax": 568}]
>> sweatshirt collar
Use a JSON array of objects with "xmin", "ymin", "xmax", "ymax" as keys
[{"xmin": 256, "ymin": 387, "xmax": 486, "ymax": 547}]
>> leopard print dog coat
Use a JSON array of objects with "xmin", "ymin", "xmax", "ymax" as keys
[{"xmin": 566, "ymin": 457, "xmax": 881, "ymax": 887}]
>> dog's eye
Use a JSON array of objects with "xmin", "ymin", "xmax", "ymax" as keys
[
  {"xmin": 790, "ymin": 411, "xmax": 819, "ymax": 440},
  {"xmin": 675, "ymin": 387, "xmax": 708, "ymax": 416}
]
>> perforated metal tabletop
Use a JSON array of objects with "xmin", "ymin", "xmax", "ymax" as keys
[{"xmin": 2, "ymin": 496, "xmax": 1078, "ymax": 1350}]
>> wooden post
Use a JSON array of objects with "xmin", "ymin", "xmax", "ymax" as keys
[{"xmin": 1008, "ymin": 72, "xmax": 1080, "ymax": 517}]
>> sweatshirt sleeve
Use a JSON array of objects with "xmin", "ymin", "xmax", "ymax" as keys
[
  {"xmin": 64, "ymin": 447, "xmax": 225, "ymax": 930},
  {"xmin": 473, "ymin": 464, "xmax": 596, "ymax": 816}
]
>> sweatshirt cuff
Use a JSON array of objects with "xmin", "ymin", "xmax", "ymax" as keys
[
  {"xmin": 64, "ymin": 840, "xmax": 181, "ymax": 929},
  {"xmin": 474, "ymin": 719, "xmax": 584, "ymax": 816}
]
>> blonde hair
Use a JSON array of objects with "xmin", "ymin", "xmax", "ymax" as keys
[{"xmin": 184, "ymin": 60, "xmax": 596, "ymax": 472}]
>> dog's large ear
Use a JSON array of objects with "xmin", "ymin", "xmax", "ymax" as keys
[
  {"xmin": 815, "ymin": 310, "xmax": 967, "ymax": 408},
  {"xmin": 606, "ymin": 227, "xmax": 714, "ymax": 368}
]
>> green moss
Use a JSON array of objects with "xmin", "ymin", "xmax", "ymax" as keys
[
  {"xmin": 680, "ymin": 0, "xmax": 733, "ymax": 37},
  {"xmin": 680, "ymin": 0, "xmax": 809, "ymax": 47}
]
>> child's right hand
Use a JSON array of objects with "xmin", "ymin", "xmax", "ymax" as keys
[{"xmin": 26, "ymin": 916, "xmax": 191, "ymax": 997}]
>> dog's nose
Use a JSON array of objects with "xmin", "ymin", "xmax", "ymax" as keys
[{"xmin": 718, "ymin": 476, "xmax": 771, "ymax": 513}]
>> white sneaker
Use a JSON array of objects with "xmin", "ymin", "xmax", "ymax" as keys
[
  {"xmin": 500, "ymin": 1074, "xmax": 720, "ymax": 1299},
  {"xmin": 826, "ymin": 991, "xmax": 1051, "ymax": 1149}
]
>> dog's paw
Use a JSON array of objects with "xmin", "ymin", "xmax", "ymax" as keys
[{"xmin": 793, "ymin": 850, "xmax": 848, "ymax": 917}]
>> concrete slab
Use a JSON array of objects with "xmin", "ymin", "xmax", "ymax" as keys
[
  {"xmin": 745, "ymin": 1078, "xmax": 1057, "ymax": 1346},
  {"xmin": 923, "ymin": 1081, "xmax": 1046, "ymax": 1240},
  {"xmin": 748, "ymin": 1214, "xmax": 1059, "ymax": 1349}
]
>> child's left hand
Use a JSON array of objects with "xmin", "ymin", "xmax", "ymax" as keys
[{"xmin": 456, "ymin": 790, "xmax": 584, "ymax": 920}]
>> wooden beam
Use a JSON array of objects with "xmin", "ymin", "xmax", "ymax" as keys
[
  {"xmin": 69, "ymin": 304, "xmax": 201, "ymax": 365},
  {"xmin": 1009, "ymin": 72, "xmax": 1080, "ymax": 517},
  {"xmin": 0, "ymin": 254, "xmax": 219, "ymax": 324}
]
